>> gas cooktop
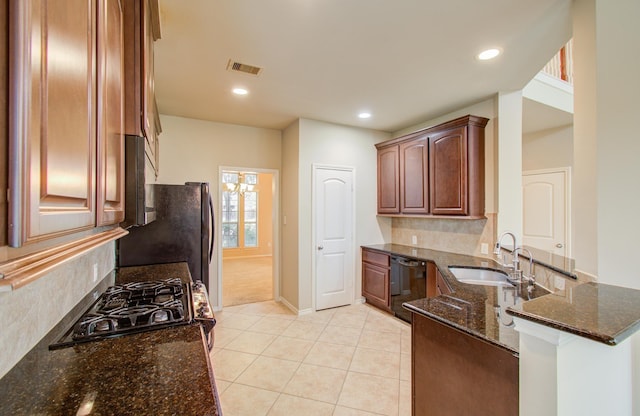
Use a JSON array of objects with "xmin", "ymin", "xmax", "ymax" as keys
[{"xmin": 50, "ymin": 278, "xmax": 192, "ymax": 349}]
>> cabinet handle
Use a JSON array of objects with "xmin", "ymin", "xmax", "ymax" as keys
[
  {"xmin": 317, "ymin": 245, "xmax": 324, "ymax": 250},
  {"xmin": 555, "ymin": 243, "xmax": 564, "ymax": 248}
]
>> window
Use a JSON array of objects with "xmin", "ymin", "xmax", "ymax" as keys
[{"xmin": 221, "ymin": 171, "xmax": 259, "ymax": 249}]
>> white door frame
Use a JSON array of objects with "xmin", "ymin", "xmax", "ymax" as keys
[
  {"xmin": 311, "ymin": 163, "xmax": 356, "ymax": 311},
  {"xmin": 522, "ymin": 167, "xmax": 572, "ymax": 257},
  {"xmin": 216, "ymin": 166, "xmax": 280, "ymax": 310}
]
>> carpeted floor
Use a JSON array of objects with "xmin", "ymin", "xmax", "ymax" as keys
[{"xmin": 222, "ymin": 256, "xmax": 273, "ymax": 307}]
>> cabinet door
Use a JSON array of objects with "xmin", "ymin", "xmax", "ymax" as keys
[
  {"xmin": 412, "ymin": 313, "xmax": 518, "ymax": 416},
  {"xmin": 142, "ymin": 0, "xmax": 158, "ymax": 171},
  {"xmin": 377, "ymin": 146, "xmax": 400, "ymax": 214},
  {"xmin": 9, "ymin": 0, "xmax": 97, "ymax": 246},
  {"xmin": 429, "ymin": 127, "xmax": 468, "ymax": 215},
  {"xmin": 122, "ymin": 0, "xmax": 160, "ymax": 175},
  {"xmin": 400, "ymin": 135, "xmax": 429, "ymax": 214},
  {"xmin": 362, "ymin": 261, "xmax": 390, "ymax": 310},
  {"xmin": 96, "ymin": 0, "xmax": 125, "ymax": 226}
]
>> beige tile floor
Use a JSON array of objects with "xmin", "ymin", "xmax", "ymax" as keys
[{"xmin": 210, "ymin": 301, "xmax": 412, "ymax": 416}]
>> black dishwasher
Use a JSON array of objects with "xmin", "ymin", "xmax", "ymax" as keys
[{"xmin": 390, "ymin": 256, "xmax": 426, "ymax": 323}]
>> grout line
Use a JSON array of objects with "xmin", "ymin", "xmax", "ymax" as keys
[{"xmin": 215, "ymin": 301, "xmax": 409, "ymax": 415}]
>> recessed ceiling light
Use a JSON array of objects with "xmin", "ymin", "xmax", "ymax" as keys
[
  {"xmin": 232, "ymin": 88, "xmax": 248, "ymax": 95},
  {"xmin": 477, "ymin": 48, "xmax": 501, "ymax": 61},
  {"xmin": 358, "ymin": 112, "xmax": 372, "ymax": 119}
]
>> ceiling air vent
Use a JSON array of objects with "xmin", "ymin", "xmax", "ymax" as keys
[{"xmin": 226, "ymin": 60, "xmax": 262, "ymax": 76}]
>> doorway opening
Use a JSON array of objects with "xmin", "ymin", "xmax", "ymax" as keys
[{"xmin": 219, "ymin": 169, "xmax": 278, "ymax": 307}]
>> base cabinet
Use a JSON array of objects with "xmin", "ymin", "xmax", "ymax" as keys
[
  {"xmin": 412, "ymin": 313, "xmax": 518, "ymax": 416},
  {"xmin": 362, "ymin": 248, "xmax": 391, "ymax": 312}
]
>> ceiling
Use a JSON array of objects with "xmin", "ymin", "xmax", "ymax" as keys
[{"xmin": 154, "ymin": 0, "xmax": 573, "ymax": 133}]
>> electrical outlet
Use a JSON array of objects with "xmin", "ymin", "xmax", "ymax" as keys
[
  {"xmin": 481, "ymin": 243, "xmax": 489, "ymax": 255},
  {"xmin": 411, "ymin": 235, "xmax": 418, "ymax": 245},
  {"xmin": 93, "ymin": 263, "xmax": 99, "ymax": 283}
]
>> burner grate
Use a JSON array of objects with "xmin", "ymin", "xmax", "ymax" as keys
[{"xmin": 54, "ymin": 278, "xmax": 191, "ymax": 348}]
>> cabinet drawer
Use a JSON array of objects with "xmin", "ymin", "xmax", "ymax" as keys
[{"xmin": 362, "ymin": 249, "xmax": 390, "ymax": 267}]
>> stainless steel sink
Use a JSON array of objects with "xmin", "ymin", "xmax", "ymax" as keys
[{"xmin": 448, "ymin": 267, "xmax": 514, "ymax": 287}]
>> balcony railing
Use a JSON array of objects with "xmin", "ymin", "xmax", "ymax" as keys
[{"xmin": 542, "ymin": 39, "xmax": 573, "ymax": 84}]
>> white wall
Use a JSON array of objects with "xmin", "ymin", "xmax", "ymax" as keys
[
  {"xmin": 572, "ymin": 1, "xmax": 640, "ymax": 411},
  {"xmin": 523, "ymin": 125, "xmax": 573, "ymax": 172},
  {"xmin": 157, "ymin": 115, "xmax": 282, "ymax": 307},
  {"xmin": 592, "ymin": 0, "xmax": 640, "ymax": 290},
  {"xmin": 294, "ymin": 118, "xmax": 390, "ymax": 312},
  {"xmin": 497, "ymin": 91, "xmax": 524, "ymax": 239},
  {"xmin": 572, "ymin": 0, "xmax": 599, "ymax": 277},
  {"xmin": 280, "ymin": 120, "xmax": 300, "ymax": 308}
]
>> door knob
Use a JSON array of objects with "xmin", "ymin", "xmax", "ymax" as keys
[
  {"xmin": 555, "ymin": 243, "xmax": 564, "ymax": 248},
  {"xmin": 317, "ymin": 245, "xmax": 324, "ymax": 250}
]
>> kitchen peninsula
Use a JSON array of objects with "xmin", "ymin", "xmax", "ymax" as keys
[{"xmin": 362, "ymin": 243, "xmax": 640, "ymax": 416}]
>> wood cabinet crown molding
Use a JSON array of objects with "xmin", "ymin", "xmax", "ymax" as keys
[
  {"xmin": 0, "ymin": 227, "xmax": 127, "ymax": 292},
  {"xmin": 375, "ymin": 115, "xmax": 489, "ymax": 150}
]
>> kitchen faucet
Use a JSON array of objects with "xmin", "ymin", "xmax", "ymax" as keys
[
  {"xmin": 512, "ymin": 246, "xmax": 536, "ymax": 285},
  {"xmin": 494, "ymin": 231, "xmax": 518, "ymax": 269}
]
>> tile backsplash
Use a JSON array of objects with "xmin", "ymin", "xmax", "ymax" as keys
[
  {"xmin": 392, "ymin": 213, "xmax": 496, "ymax": 257},
  {"xmin": 0, "ymin": 242, "xmax": 115, "ymax": 379}
]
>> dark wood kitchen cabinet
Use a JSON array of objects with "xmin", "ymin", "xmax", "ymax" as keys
[
  {"xmin": 1, "ymin": 0, "xmax": 8, "ymax": 247},
  {"xmin": 8, "ymin": 0, "xmax": 125, "ymax": 246},
  {"xmin": 97, "ymin": 0, "xmax": 126, "ymax": 226},
  {"xmin": 377, "ymin": 135, "xmax": 429, "ymax": 215},
  {"xmin": 375, "ymin": 115, "xmax": 488, "ymax": 218},
  {"xmin": 429, "ymin": 121, "xmax": 485, "ymax": 216},
  {"xmin": 362, "ymin": 248, "xmax": 392, "ymax": 312},
  {"xmin": 377, "ymin": 146, "xmax": 400, "ymax": 214},
  {"xmin": 412, "ymin": 312, "xmax": 518, "ymax": 416},
  {"xmin": 123, "ymin": 0, "xmax": 161, "ymax": 176},
  {"xmin": 400, "ymin": 135, "xmax": 429, "ymax": 214}
]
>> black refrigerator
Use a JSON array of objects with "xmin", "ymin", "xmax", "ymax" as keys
[{"xmin": 117, "ymin": 182, "xmax": 215, "ymax": 291}]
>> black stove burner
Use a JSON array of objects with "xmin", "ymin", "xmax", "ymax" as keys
[{"xmin": 51, "ymin": 278, "xmax": 192, "ymax": 349}]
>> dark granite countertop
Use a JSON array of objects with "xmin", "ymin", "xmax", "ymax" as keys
[
  {"xmin": 0, "ymin": 263, "xmax": 221, "ymax": 416},
  {"xmin": 365, "ymin": 244, "xmax": 640, "ymax": 349},
  {"xmin": 506, "ymin": 282, "xmax": 640, "ymax": 345},
  {"xmin": 363, "ymin": 244, "xmax": 562, "ymax": 354}
]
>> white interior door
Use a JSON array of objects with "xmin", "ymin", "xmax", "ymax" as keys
[
  {"xmin": 314, "ymin": 165, "xmax": 354, "ymax": 310},
  {"xmin": 522, "ymin": 169, "xmax": 570, "ymax": 257}
]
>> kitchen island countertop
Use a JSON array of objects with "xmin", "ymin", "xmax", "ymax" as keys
[{"xmin": 0, "ymin": 262, "xmax": 221, "ymax": 416}]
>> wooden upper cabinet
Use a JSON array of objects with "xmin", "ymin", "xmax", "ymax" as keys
[
  {"xmin": 377, "ymin": 145, "xmax": 400, "ymax": 214},
  {"xmin": 375, "ymin": 115, "xmax": 488, "ymax": 218},
  {"xmin": 96, "ymin": 0, "xmax": 125, "ymax": 226},
  {"xmin": 1, "ymin": 1, "xmax": 8, "ymax": 247},
  {"xmin": 400, "ymin": 135, "xmax": 429, "ymax": 214},
  {"xmin": 123, "ymin": 0, "xmax": 161, "ymax": 175},
  {"xmin": 9, "ymin": 0, "xmax": 97, "ymax": 246},
  {"xmin": 429, "ymin": 127, "xmax": 467, "ymax": 215},
  {"xmin": 8, "ymin": 0, "xmax": 125, "ymax": 246}
]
